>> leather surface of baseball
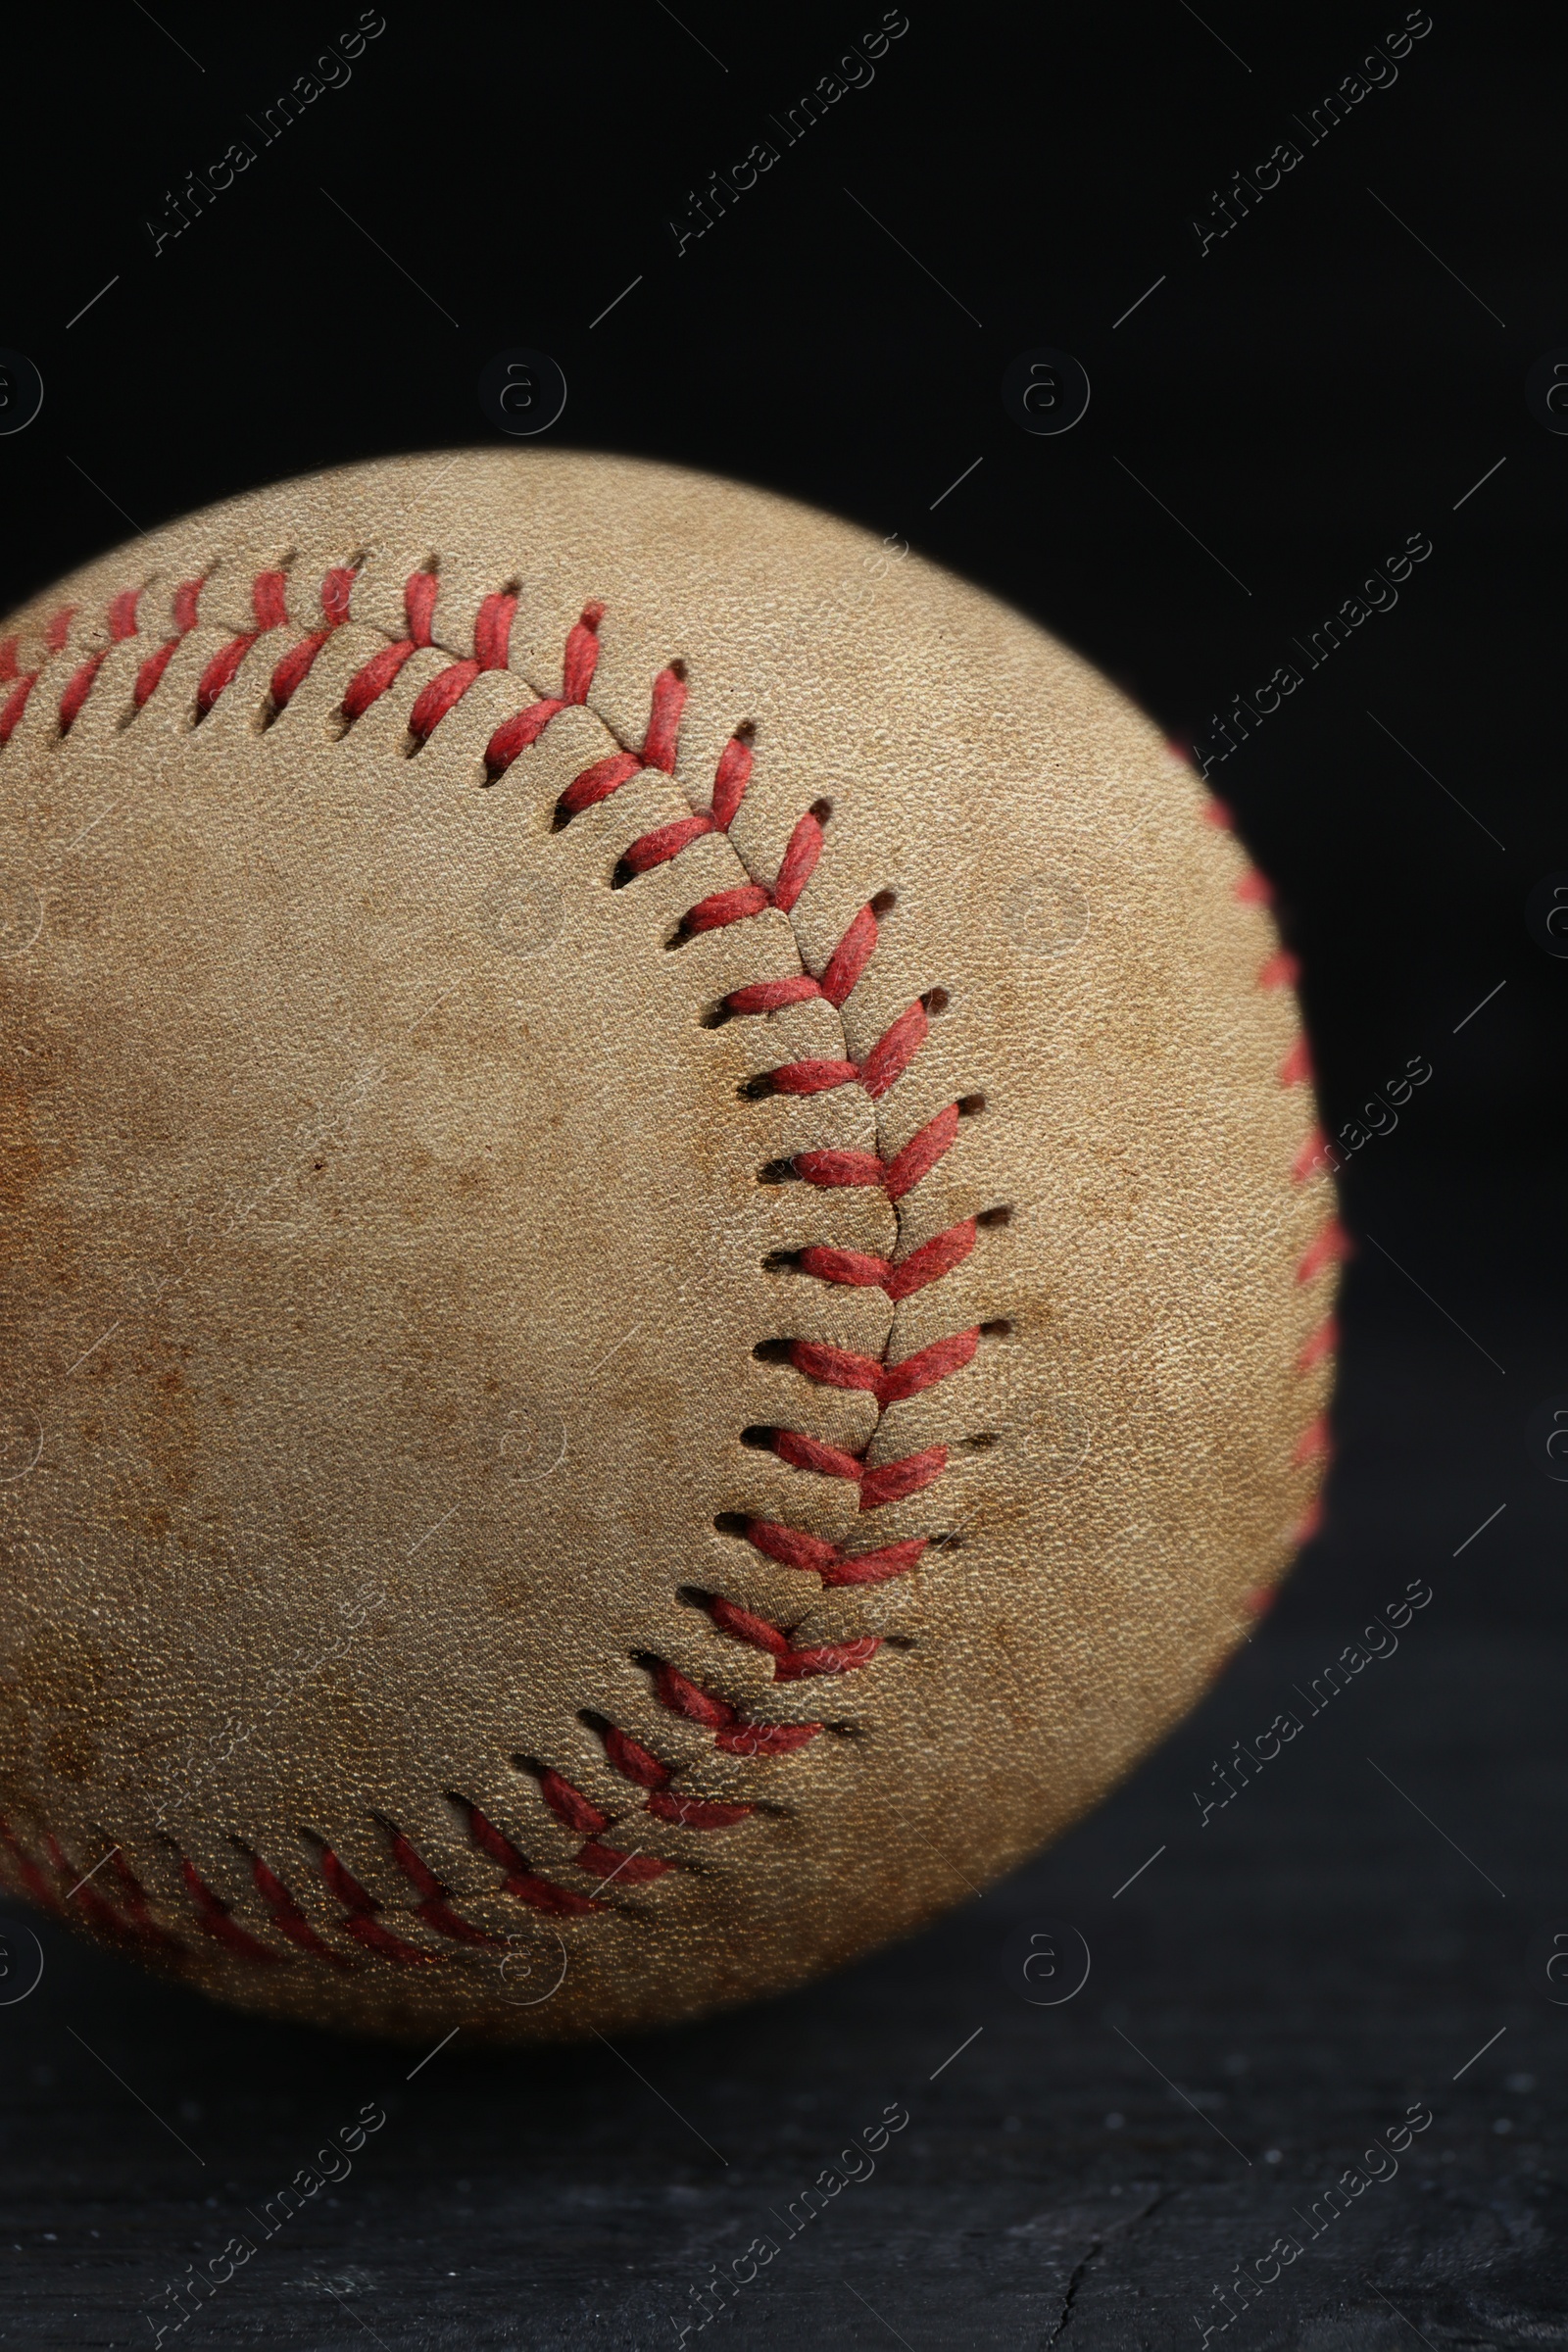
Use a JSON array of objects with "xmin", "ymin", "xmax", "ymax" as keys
[{"xmin": 0, "ymin": 452, "xmax": 1336, "ymax": 2040}]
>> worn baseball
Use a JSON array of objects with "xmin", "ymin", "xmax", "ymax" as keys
[{"xmin": 0, "ymin": 453, "xmax": 1337, "ymax": 2040}]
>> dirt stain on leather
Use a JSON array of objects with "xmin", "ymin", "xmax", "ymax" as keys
[
  {"xmin": 0, "ymin": 1620, "xmax": 127, "ymax": 1795},
  {"xmin": 0, "ymin": 1025, "xmax": 78, "ymax": 1289}
]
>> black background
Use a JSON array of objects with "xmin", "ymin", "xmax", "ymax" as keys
[{"xmin": 1, "ymin": 5, "xmax": 1564, "ymax": 2345}]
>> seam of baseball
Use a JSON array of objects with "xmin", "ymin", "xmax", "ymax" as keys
[{"xmin": 0, "ymin": 561, "xmax": 1340, "ymax": 1978}]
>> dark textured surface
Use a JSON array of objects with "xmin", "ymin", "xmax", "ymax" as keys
[
  {"xmin": 2, "ymin": 5, "xmax": 1565, "ymax": 2344},
  {"xmin": 5, "ymin": 1211, "xmax": 1565, "ymax": 2352},
  {"xmin": 3, "ymin": 1614, "xmax": 1561, "ymax": 2351},
  {"xmin": 2, "ymin": 1171, "xmax": 1564, "ymax": 2350}
]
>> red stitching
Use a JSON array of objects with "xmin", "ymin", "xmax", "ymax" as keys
[
  {"xmin": 1, "ymin": 608, "xmax": 80, "ymax": 740},
  {"xmin": 134, "ymin": 579, "xmax": 205, "ymax": 709},
  {"xmin": 704, "ymin": 1595, "xmax": 881, "ymax": 1680},
  {"xmin": 1293, "ymin": 1124, "xmax": 1330, "ymax": 1183},
  {"xmin": 407, "ymin": 590, "xmax": 517, "ymax": 744},
  {"xmin": 651, "ymin": 1660, "xmax": 822, "ymax": 1755},
  {"xmin": 241, "ymin": 1852, "xmax": 337, "ymax": 1960},
  {"xmin": 533, "ymin": 1763, "xmax": 676, "ymax": 1883},
  {"xmin": 1298, "ymin": 1315, "xmax": 1339, "ymax": 1369},
  {"xmin": 592, "ymin": 1725, "xmax": 755, "ymax": 1828},
  {"xmin": 1278, "ymin": 1035, "xmax": 1313, "ymax": 1089},
  {"xmin": 1292, "ymin": 1412, "xmax": 1331, "ymax": 1466},
  {"xmin": 575, "ymin": 1840, "xmax": 673, "ymax": 1884},
  {"xmin": 791, "ymin": 1103, "xmax": 963, "ymax": 1200},
  {"xmin": 0, "ymin": 660, "xmax": 39, "ymax": 744},
  {"xmin": 462, "ymin": 1800, "xmax": 603, "ymax": 1917},
  {"xmin": 537, "ymin": 1765, "xmax": 608, "ymax": 1836},
  {"xmin": 1222, "ymin": 814, "xmax": 1344, "ymax": 1567},
  {"xmin": 504, "ymin": 659, "xmax": 997, "ymax": 1791},
  {"xmin": 314, "ymin": 1844, "xmax": 439, "ymax": 1963},
  {"xmin": 482, "ymin": 600, "xmax": 606, "ymax": 777},
  {"xmin": 0, "ymin": 1801, "xmax": 614, "ymax": 1963},
  {"xmin": 0, "ymin": 1819, "xmax": 187, "ymax": 1956},
  {"xmin": 58, "ymin": 591, "xmax": 140, "ymax": 733},
  {"xmin": 798, "ymin": 1220, "xmax": 976, "ymax": 1299},
  {"xmin": 744, "ymin": 1523, "xmax": 929, "ymax": 1587},
  {"xmin": 0, "ymin": 574, "xmax": 1336, "ymax": 1959},
  {"xmin": 270, "ymin": 564, "xmax": 359, "ymax": 710},
  {"xmin": 176, "ymin": 1856, "xmax": 285, "ymax": 1963},
  {"xmin": 1297, "ymin": 1218, "xmax": 1350, "ymax": 1284},
  {"xmin": 386, "ymin": 1829, "xmax": 503, "ymax": 1945}
]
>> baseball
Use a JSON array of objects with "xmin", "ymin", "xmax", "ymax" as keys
[{"xmin": 0, "ymin": 453, "xmax": 1336, "ymax": 2040}]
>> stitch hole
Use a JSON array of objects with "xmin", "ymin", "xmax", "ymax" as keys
[
  {"xmin": 761, "ymin": 1250, "xmax": 805, "ymax": 1272},
  {"xmin": 739, "ymin": 1425, "xmax": 777, "ymax": 1450},
  {"xmin": 980, "ymin": 1318, "xmax": 1012, "ymax": 1339},
  {"xmin": 737, "ymin": 1073, "xmax": 775, "ymax": 1102},
  {"xmin": 870, "ymin": 888, "xmax": 897, "ymax": 916},
  {"xmin": 712, "ymin": 1511, "xmax": 752, "ymax": 1538},
  {"xmin": 956, "ymin": 1092, "xmax": 987, "ymax": 1116},
  {"xmin": 920, "ymin": 987, "xmax": 950, "ymax": 1014},
  {"xmin": 758, "ymin": 1157, "xmax": 801, "ymax": 1185},
  {"xmin": 809, "ymin": 797, "xmax": 833, "ymax": 823},
  {"xmin": 751, "ymin": 1338, "xmax": 796, "ymax": 1365},
  {"xmin": 960, "ymin": 1431, "xmax": 1002, "ymax": 1451},
  {"xmin": 928, "ymin": 1532, "xmax": 965, "ymax": 1549},
  {"xmin": 627, "ymin": 1650, "xmax": 670, "ymax": 1687},
  {"xmin": 680, "ymin": 1583, "xmax": 806, "ymax": 1637},
  {"xmin": 698, "ymin": 1000, "xmax": 734, "ymax": 1029},
  {"xmin": 976, "ymin": 1203, "xmax": 1013, "ymax": 1228},
  {"xmin": 293, "ymin": 1825, "xmax": 336, "ymax": 1870}
]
